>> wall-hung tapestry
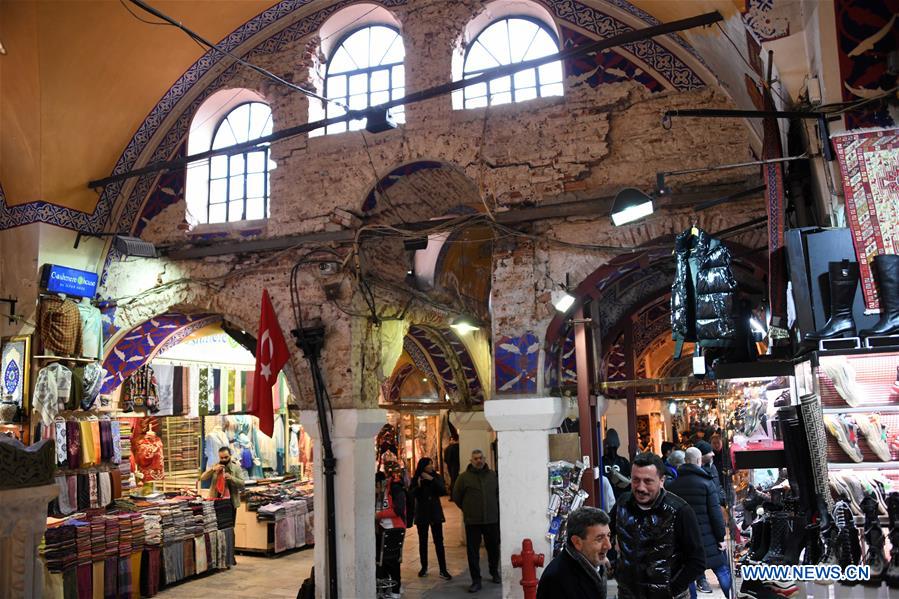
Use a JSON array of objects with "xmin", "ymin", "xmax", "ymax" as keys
[{"xmin": 1, "ymin": 335, "xmax": 31, "ymax": 410}]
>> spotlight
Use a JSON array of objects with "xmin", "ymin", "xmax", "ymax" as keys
[
  {"xmin": 113, "ymin": 235, "xmax": 157, "ymax": 258},
  {"xmin": 551, "ymin": 289, "xmax": 575, "ymax": 313},
  {"xmin": 668, "ymin": 401, "xmax": 677, "ymax": 415},
  {"xmin": 611, "ymin": 188, "xmax": 654, "ymax": 226},
  {"xmin": 365, "ymin": 108, "xmax": 397, "ymax": 134},
  {"xmin": 450, "ymin": 315, "xmax": 481, "ymax": 334}
]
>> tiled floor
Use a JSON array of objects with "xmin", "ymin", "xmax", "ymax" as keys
[{"xmin": 156, "ymin": 498, "xmax": 501, "ymax": 598}]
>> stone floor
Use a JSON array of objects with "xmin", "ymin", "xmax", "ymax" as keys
[{"xmin": 156, "ymin": 497, "xmax": 501, "ymax": 598}]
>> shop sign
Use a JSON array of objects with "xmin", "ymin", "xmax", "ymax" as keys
[{"xmin": 40, "ymin": 264, "xmax": 99, "ymax": 298}]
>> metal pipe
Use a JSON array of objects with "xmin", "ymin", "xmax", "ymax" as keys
[
  {"xmin": 663, "ymin": 109, "xmax": 841, "ymax": 120},
  {"xmin": 659, "ymin": 155, "xmax": 808, "ymax": 179},
  {"xmin": 88, "ymin": 11, "xmax": 723, "ymax": 189},
  {"xmin": 574, "ymin": 304, "xmax": 598, "ymax": 505}
]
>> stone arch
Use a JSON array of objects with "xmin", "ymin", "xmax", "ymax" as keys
[{"xmin": 543, "ymin": 238, "xmax": 767, "ymax": 391}]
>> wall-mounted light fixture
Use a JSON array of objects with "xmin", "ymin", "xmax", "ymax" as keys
[
  {"xmin": 610, "ymin": 188, "xmax": 654, "ymax": 226},
  {"xmin": 365, "ymin": 108, "xmax": 397, "ymax": 134},
  {"xmin": 450, "ymin": 315, "xmax": 481, "ymax": 334},
  {"xmin": 551, "ymin": 273, "xmax": 576, "ymax": 313},
  {"xmin": 74, "ymin": 231, "xmax": 157, "ymax": 258}
]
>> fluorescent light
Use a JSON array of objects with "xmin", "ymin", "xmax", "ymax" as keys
[
  {"xmin": 450, "ymin": 315, "xmax": 480, "ymax": 334},
  {"xmin": 611, "ymin": 188, "xmax": 655, "ymax": 226},
  {"xmin": 551, "ymin": 289, "xmax": 576, "ymax": 313}
]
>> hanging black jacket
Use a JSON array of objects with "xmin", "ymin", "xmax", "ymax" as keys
[
  {"xmin": 666, "ymin": 463, "xmax": 727, "ymax": 570},
  {"xmin": 671, "ymin": 228, "xmax": 739, "ymax": 359},
  {"xmin": 610, "ymin": 489, "xmax": 706, "ymax": 598}
]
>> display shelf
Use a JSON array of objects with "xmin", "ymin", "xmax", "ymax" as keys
[
  {"xmin": 829, "ymin": 461, "xmax": 899, "ymax": 470},
  {"xmin": 811, "ymin": 346, "xmax": 899, "ymax": 362},
  {"xmin": 33, "ymin": 355, "xmax": 97, "ymax": 363},
  {"xmin": 822, "ymin": 405, "xmax": 899, "ymax": 414}
]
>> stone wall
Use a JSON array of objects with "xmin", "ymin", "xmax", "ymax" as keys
[{"xmin": 99, "ymin": 0, "xmax": 765, "ymax": 408}]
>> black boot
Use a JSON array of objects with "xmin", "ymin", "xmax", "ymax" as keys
[
  {"xmin": 749, "ymin": 517, "xmax": 771, "ymax": 562},
  {"xmin": 802, "ymin": 523, "xmax": 824, "ymax": 565},
  {"xmin": 886, "ymin": 493, "xmax": 899, "ymax": 588},
  {"xmin": 742, "ymin": 486, "xmax": 765, "ymax": 531},
  {"xmin": 862, "ymin": 494, "xmax": 887, "ymax": 584},
  {"xmin": 763, "ymin": 511, "xmax": 790, "ymax": 564},
  {"xmin": 860, "ymin": 254, "xmax": 899, "ymax": 337},
  {"xmin": 805, "ymin": 260, "xmax": 859, "ymax": 341}
]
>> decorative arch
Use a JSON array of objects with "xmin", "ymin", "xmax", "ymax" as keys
[
  {"xmin": 100, "ymin": 312, "xmax": 222, "ymax": 393},
  {"xmin": 544, "ymin": 238, "xmax": 766, "ymax": 391}
]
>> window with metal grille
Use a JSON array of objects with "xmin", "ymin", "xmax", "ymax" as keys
[
  {"xmin": 461, "ymin": 16, "xmax": 563, "ymax": 109},
  {"xmin": 324, "ymin": 25, "xmax": 405, "ymax": 135},
  {"xmin": 206, "ymin": 102, "xmax": 274, "ymax": 223}
]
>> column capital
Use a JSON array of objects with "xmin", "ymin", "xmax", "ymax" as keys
[
  {"xmin": 300, "ymin": 408, "xmax": 387, "ymax": 441},
  {"xmin": 449, "ymin": 410, "xmax": 492, "ymax": 431},
  {"xmin": 485, "ymin": 396, "xmax": 565, "ymax": 432}
]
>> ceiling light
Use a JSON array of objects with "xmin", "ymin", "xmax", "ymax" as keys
[
  {"xmin": 611, "ymin": 188, "xmax": 654, "ymax": 226},
  {"xmin": 450, "ymin": 315, "xmax": 481, "ymax": 334},
  {"xmin": 668, "ymin": 401, "xmax": 677, "ymax": 415},
  {"xmin": 551, "ymin": 289, "xmax": 575, "ymax": 313}
]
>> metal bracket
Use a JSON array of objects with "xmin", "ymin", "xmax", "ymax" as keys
[{"xmin": 0, "ymin": 297, "xmax": 17, "ymax": 324}]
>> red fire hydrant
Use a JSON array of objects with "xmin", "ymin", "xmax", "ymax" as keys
[{"xmin": 511, "ymin": 538, "xmax": 544, "ymax": 599}]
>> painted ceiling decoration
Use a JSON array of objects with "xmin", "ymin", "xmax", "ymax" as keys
[
  {"xmin": 100, "ymin": 312, "xmax": 221, "ymax": 393},
  {"xmin": 0, "ymin": 0, "xmax": 712, "ymax": 242}
]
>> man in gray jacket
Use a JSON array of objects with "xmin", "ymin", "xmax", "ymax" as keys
[{"xmin": 453, "ymin": 449, "xmax": 500, "ymax": 593}]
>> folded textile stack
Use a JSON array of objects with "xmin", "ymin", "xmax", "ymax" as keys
[
  {"xmin": 213, "ymin": 499, "xmax": 235, "ymax": 529},
  {"xmin": 131, "ymin": 513, "xmax": 146, "ymax": 552},
  {"xmin": 117, "ymin": 513, "xmax": 133, "ymax": 557},
  {"xmin": 74, "ymin": 520, "xmax": 92, "ymax": 566},
  {"xmin": 89, "ymin": 518, "xmax": 106, "ymax": 562},
  {"xmin": 201, "ymin": 500, "xmax": 217, "ymax": 533},
  {"xmin": 43, "ymin": 522, "xmax": 80, "ymax": 573},
  {"xmin": 186, "ymin": 502, "xmax": 204, "ymax": 538},
  {"xmin": 104, "ymin": 516, "xmax": 119, "ymax": 559},
  {"xmin": 142, "ymin": 513, "xmax": 162, "ymax": 546},
  {"xmin": 118, "ymin": 419, "xmax": 134, "ymax": 490}
]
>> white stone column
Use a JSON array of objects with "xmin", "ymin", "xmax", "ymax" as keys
[
  {"xmin": 301, "ymin": 408, "xmax": 386, "ymax": 599},
  {"xmin": 0, "ymin": 484, "xmax": 59, "ymax": 599},
  {"xmin": 450, "ymin": 410, "xmax": 494, "ymax": 470},
  {"xmin": 485, "ymin": 397, "xmax": 565, "ymax": 599}
]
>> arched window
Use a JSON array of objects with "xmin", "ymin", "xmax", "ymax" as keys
[
  {"xmin": 461, "ymin": 16, "xmax": 563, "ymax": 109},
  {"xmin": 204, "ymin": 102, "xmax": 273, "ymax": 223},
  {"xmin": 324, "ymin": 25, "xmax": 405, "ymax": 135}
]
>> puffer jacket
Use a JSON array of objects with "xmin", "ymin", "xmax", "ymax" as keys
[
  {"xmin": 671, "ymin": 228, "xmax": 738, "ymax": 359},
  {"xmin": 666, "ymin": 463, "xmax": 726, "ymax": 570},
  {"xmin": 611, "ymin": 489, "xmax": 706, "ymax": 598}
]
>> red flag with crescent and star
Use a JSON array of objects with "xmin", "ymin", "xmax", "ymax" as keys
[{"xmin": 251, "ymin": 289, "xmax": 289, "ymax": 436}]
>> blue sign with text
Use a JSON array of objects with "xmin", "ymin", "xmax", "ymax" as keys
[{"xmin": 40, "ymin": 264, "xmax": 99, "ymax": 298}]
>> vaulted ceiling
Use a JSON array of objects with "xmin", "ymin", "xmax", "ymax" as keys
[{"xmin": 0, "ymin": 0, "xmax": 841, "ymax": 218}]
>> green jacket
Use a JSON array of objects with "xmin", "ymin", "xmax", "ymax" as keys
[
  {"xmin": 452, "ymin": 464, "xmax": 499, "ymax": 525},
  {"xmin": 200, "ymin": 460, "xmax": 245, "ymax": 509}
]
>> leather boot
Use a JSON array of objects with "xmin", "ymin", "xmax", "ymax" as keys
[
  {"xmin": 886, "ymin": 492, "xmax": 899, "ymax": 588},
  {"xmin": 805, "ymin": 260, "xmax": 859, "ymax": 341},
  {"xmin": 763, "ymin": 511, "xmax": 790, "ymax": 564},
  {"xmin": 742, "ymin": 486, "xmax": 765, "ymax": 531},
  {"xmin": 782, "ymin": 513, "xmax": 807, "ymax": 565},
  {"xmin": 749, "ymin": 517, "xmax": 771, "ymax": 562},
  {"xmin": 862, "ymin": 494, "xmax": 886, "ymax": 583},
  {"xmin": 803, "ymin": 523, "xmax": 824, "ymax": 565},
  {"xmin": 860, "ymin": 254, "xmax": 899, "ymax": 337}
]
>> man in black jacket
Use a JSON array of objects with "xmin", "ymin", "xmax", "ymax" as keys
[
  {"xmin": 537, "ymin": 507, "xmax": 610, "ymax": 599},
  {"xmin": 667, "ymin": 448, "xmax": 731, "ymax": 598},
  {"xmin": 453, "ymin": 449, "xmax": 500, "ymax": 593},
  {"xmin": 611, "ymin": 453, "xmax": 706, "ymax": 599}
]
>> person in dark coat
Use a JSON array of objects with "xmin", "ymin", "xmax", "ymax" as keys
[
  {"xmin": 667, "ymin": 448, "xmax": 731, "ymax": 599},
  {"xmin": 665, "ymin": 449, "xmax": 685, "ymax": 486},
  {"xmin": 602, "ymin": 428, "xmax": 631, "ymax": 499},
  {"xmin": 411, "ymin": 457, "xmax": 451, "ymax": 580},
  {"xmin": 443, "ymin": 436, "xmax": 461, "ymax": 497},
  {"xmin": 453, "ymin": 449, "xmax": 500, "ymax": 593},
  {"xmin": 610, "ymin": 452, "xmax": 706, "ymax": 599},
  {"xmin": 537, "ymin": 506, "xmax": 610, "ymax": 599}
]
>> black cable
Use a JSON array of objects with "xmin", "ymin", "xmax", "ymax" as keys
[{"xmin": 125, "ymin": 0, "xmax": 342, "ymax": 108}]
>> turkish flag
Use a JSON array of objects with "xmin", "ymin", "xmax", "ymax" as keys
[{"xmin": 251, "ymin": 289, "xmax": 289, "ymax": 436}]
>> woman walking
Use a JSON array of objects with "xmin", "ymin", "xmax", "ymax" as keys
[{"xmin": 411, "ymin": 457, "xmax": 452, "ymax": 580}]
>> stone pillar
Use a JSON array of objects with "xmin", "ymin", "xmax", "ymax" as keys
[
  {"xmin": 450, "ymin": 410, "xmax": 494, "ymax": 470},
  {"xmin": 485, "ymin": 397, "xmax": 565, "ymax": 599},
  {"xmin": 300, "ymin": 408, "xmax": 386, "ymax": 599},
  {"xmin": 0, "ymin": 484, "xmax": 59, "ymax": 599}
]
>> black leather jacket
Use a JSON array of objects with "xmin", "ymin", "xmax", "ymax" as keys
[
  {"xmin": 611, "ymin": 489, "xmax": 706, "ymax": 598},
  {"xmin": 670, "ymin": 228, "xmax": 738, "ymax": 358}
]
